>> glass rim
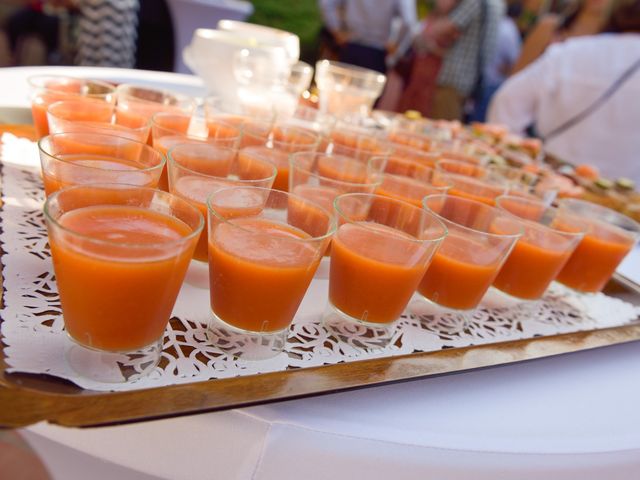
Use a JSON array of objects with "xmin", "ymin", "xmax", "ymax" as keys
[
  {"xmin": 271, "ymin": 125, "xmax": 321, "ymax": 146},
  {"xmin": 151, "ymin": 111, "xmax": 242, "ymax": 140},
  {"xmin": 333, "ymin": 192, "xmax": 448, "ymax": 244},
  {"xmin": 558, "ymin": 197, "xmax": 640, "ymax": 235},
  {"xmin": 494, "ymin": 194, "xmax": 587, "ymax": 238},
  {"xmin": 28, "ymin": 75, "xmax": 116, "ymax": 96},
  {"xmin": 116, "ymin": 83, "xmax": 196, "ymax": 107},
  {"xmin": 168, "ymin": 142, "xmax": 277, "ymax": 183},
  {"xmin": 423, "ymin": 193, "xmax": 524, "ymax": 239},
  {"xmin": 289, "ymin": 152, "xmax": 383, "ymax": 189},
  {"xmin": 47, "ymin": 100, "xmax": 152, "ymax": 133},
  {"xmin": 38, "ymin": 132, "xmax": 166, "ymax": 172},
  {"xmin": 44, "ymin": 183, "xmax": 204, "ymax": 248},
  {"xmin": 206, "ymin": 185, "xmax": 337, "ymax": 243},
  {"xmin": 315, "ymin": 59, "xmax": 386, "ymax": 83}
]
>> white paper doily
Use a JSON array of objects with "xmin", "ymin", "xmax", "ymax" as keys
[{"xmin": 1, "ymin": 133, "xmax": 639, "ymax": 392}]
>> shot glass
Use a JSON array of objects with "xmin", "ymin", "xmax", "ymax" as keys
[
  {"xmin": 555, "ymin": 198, "xmax": 640, "ymax": 293},
  {"xmin": 207, "ymin": 186, "xmax": 335, "ymax": 359},
  {"xmin": 388, "ymin": 143, "xmax": 440, "ymax": 168},
  {"xmin": 387, "ymin": 130, "xmax": 433, "ymax": 152},
  {"xmin": 203, "ymin": 96, "xmax": 275, "ymax": 148},
  {"xmin": 329, "ymin": 126, "xmax": 391, "ymax": 162},
  {"xmin": 326, "ymin": 193, "xmax": 447, "ymax": 343},
  {"xmin": 44, "ymin": 183, "xmax": 203, "ymax": 382},
  {"xmin": 417, "ymin": 194, "xmax": 523, "ymax": 312},
  {"xmin": 373, "ymin": 156, "xmax": 451, "ymax": 207},
  {"xmin": 47, "ymin": 99, "xmax": 151, "ymax": 143},
  {"xmin": 238, "ymin": 125, "xmax": 319, "ymax": 191},
  {"xmin": 168, "ymin": 142, "xmax": 276, "ymax": 264},
  {"xmin": 152, "ymin": 112, "xmax": 242, "ymax": 190},
  {"xmin": 38, "ymin": 132, "xmax": 165, "ymax": 196},
  {"xmin": 493, "ymin": 195, "xmax": 587, "ymax": 300},
  {"xmin": 435, "ymin": 171, "xmax": 508, "ymax": 206},
  {"xmin": 436, "ymin": 158, "xmax": 489, "ymax": 179},
  {"xmin": 115, "ymin": 84, "xmax": 196, "ymax": 131},
  {"xmin": 29, "ymin": 75, "xmax": 116, "ymax": 137}
]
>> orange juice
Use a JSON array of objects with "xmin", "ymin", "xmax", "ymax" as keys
[
  {"xmin": 556, "ymin": 222, "xmax": 634, "ymax": 292},
  {"xmin": 376, "ymin": 174, "xmax": 440, "ymax": 208},
  {"xmin": 330, "ymin": 223, "xmax": 432, "ymax": 323},
  {"xmin": 209, "ymin": 218, "xmax": 320, "ymax": 332},
  {"xmin": 493, "ymin": 234, "xmax": 572, "ymax": 299},
  {"xmin": 49, "ymin": 205, "xmax": 195, "ymax": 351},
  {"xmin": 42, "ymin": 154, "xmax": 159, "ymax": 195},
  {"xmin": 418, "ymin": 233, "xmax": 502, "ymax": 310},
  {"xmin": 239, "ymin": 146, "xmax": 290, "ymax": 191},
  {"xmin": 317, "ymin": 154, "xmax": 368, "ymax": 183}
]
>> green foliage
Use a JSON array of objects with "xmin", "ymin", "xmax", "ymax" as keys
[{"xmin": 247, "ymin": 0, "xmax": 323, "ymax": 62}]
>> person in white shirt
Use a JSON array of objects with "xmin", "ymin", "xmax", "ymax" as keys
[{"xmin": 488, "ymin": 1, "xmax": 640, "ymax": 183}]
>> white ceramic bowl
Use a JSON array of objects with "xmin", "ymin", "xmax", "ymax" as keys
[
  {"xmin": 183, "ymin": 28, "xmax": 290, "ymax": 97},
  {"xmin": 217, "ymin": 19, "xmax": 300, "ymax": 65}
]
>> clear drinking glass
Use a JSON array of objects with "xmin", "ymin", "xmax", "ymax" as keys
[
  {"xmin": 168, "ymin": 142, "xmax": 276, "ymax": 265},
  {"xmin": 493, "ymin": 195, "xmax": 587, "ymax": 300},
  {"xmin": 326, "ymin": 193, "xmax": 447, "ymax": 343},
  {"xmin": 434, "ymin": 171, "xmax": 508, "ymax": 206},
  {"xmin": 207, "ymin": 186, "xmax": 335, "ymax": 359},
  {"xmin": 29, "ymin": 75, "xmax": 116, "ymax": 137},
  {"xmin": 38, "ymin": 132, "xmax": 165, "ymax": 196},
  {"xmin": 555, "ymin": 198, "xmax": 640, "ymax": 293},
  {"xmin": 417, "ymin": 194, "xmax": 523, "ymax": 312},
  {"xmin": 44, "ymin": 183, "xmax": 203, "ymax": 382},
  {"xmin": 47, "ymin": 99, "xmax": 151, "ymax": 143},
  {"xmin": 372, "ymin": 156, "xmax": 451, "ymax": 207}
]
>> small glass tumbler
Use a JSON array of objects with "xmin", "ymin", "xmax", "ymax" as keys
[
  {"xmin": 207, "ymin": 186, "xmax": 335, "ymax": 359},
  {"xmin": 168, "ymin": 142, "xmax": 276, "ymax": 264},
  {"xmin": 493, "ymin": 195, "xmax": 587, "ymax": 301},
  {"xmin": 47, "ymin": 99, "xmax": 151, "ymax": 143},
  {"xmin": 417, "ymin": 194, "xmax": 523, "ymax": 312},
  {"xmin": 38, "ymin": 132, "xmax": 165, "ymax": 196},
  {"xmin": 326, "ymin": 193, "xmax": 447, "ymax": 345},
  {"xmin": 44, "ymin": 183, "xmax": 203, "ymax": 382},
  {"xmin": 555, "ymin": 198, "xmax": 640, "ymax": 293},
  {"xmin": 29, "ymin": 75, "xmax": 116, "ymax": 137},
  {"xmin": 372, "ymin": 156, "xmax": 451, "ymax": 207}
]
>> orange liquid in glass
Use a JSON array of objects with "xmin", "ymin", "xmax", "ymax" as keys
[
  {"xmin": 50, "ymin": 205, "xmax": 195, "ymax": 351},
  {"xmin": 209, "ymin": 218, "xmax": 319, "ymax": 332},
  {"xmin": 418, "ymin": 234, "xmax": 501, "ymax": 310},
  {"xmin": 330, "ymin": 223, "xmax": 430, "ymax": 323}
]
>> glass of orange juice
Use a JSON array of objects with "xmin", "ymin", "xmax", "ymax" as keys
[
  {"xmin": 47, "ymin": 99, "xmax": 151, "ymax": 143},
  {"xmin": 416, "ymin": 194, "xmax": 522, "ymax": 316},
  {"xmin": 434, "ymin": 171, "xmax": 507, "ymax": 206},
  {"xmin": 207, "ymin": 186, "xmax": 335, "ymax": 359},
  {"xmin": 436, "ymin": 158, "xmax": 489, "ymax": 179},
  {"xmin": 493, "ymin": 195, "xmax": 587, "ymax": 300},
  {"xmin": 330, "ymin": 125, "xmax": 390, "ymax": 161},
  {"xmin": 151, "ymin": 112, "xmax": 242, "ymax": 190},
  {"xmin": 388, "ymin": 143, "xmax": 440, "ymax": 168},
  {"xmin": 44, "ymin": 183, "xmax": 203, "ymax": 382},
  {"xmin": 238, "ymin": 125, "xmax": 319, "ymax": 192},
  {"xmin": 28, "ymin": 75, "xmax": 116, "ymax": 138},
  {"xmin": 387, "ymin": 130, "xmax": 433, "ymax": 152},
  {"xmin": 168, "ymin": 142, "xmax": 276, "ymax": 287},
  {"xmin": 203, "ymin": 96, "xmax": 275, "ymax": 148},
  {"xmin": 373, "ymin": 156, "xmax": 451, "ymax": 207},
  {"xmin": 325, "ymin": 193, "xmax": 447, "ymax": 343},
  {"xmin": 38, "ymin": 132, "xmax": 166, "ymax": 196},
  {"xmin": 554, "ymin": 199, "xmax": 640, "ymax": 293},
  {"xmin": 115, "ymin": 84, "xmax": 196, "ymax": 132}
]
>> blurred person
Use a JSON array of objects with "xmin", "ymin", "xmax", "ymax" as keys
[
  {"xmin": 74, "ymin": 0, "xmax": 139, "ymax": 67},
  {"xmin": 511, "ymin": 0, "xmax": 615, "ymax": 74},
  {"xmin": 319, "ymin": 0, "xmax": 418, "ymax": 74},
  {"xmin": 396, "ymin": 0, "xmax": 460, "ymax": 116},
  {"xmin": 3, "ymin": 1, "xmax": 63, "ymax": 65},
  {"xmin": 426, "ymin": 0, "xmax": 506, "ymax": 120},
  {"xmin": 488, "ymin": 0, "xmax": 640, "ymax": 183},
  {"xmin": 470, "ymin": 3, "xmax": 522, "ymax": 121}
]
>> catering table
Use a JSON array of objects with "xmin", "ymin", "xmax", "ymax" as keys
[{"xmin": 3, "ymin": 66, "xmax": 640, "ymax": 480}]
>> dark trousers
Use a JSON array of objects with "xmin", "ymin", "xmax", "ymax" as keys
[{"xmin": 339, "ymin": 42, "xmax": 387, "ymax": 74}]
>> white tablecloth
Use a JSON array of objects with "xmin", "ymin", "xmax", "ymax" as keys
[{"xmin": 3, "ymin": 66, "xmax": 639, "ymax": 480}]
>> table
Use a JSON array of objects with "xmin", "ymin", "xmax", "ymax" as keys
[{"xmin": 3, "ymin": 66, "xmax": 639, "ymax": 480}]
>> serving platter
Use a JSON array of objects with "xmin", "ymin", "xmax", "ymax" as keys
[{"xmin": 1, "ymin": 123, "xmax": 639, "ymax": 429}]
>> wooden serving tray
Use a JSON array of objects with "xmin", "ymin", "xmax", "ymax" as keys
[{"xmin": 0, "ymin": 123, "xmax": 639, "ymax": 429}]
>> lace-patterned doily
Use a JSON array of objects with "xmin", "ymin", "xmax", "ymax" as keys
[{"xmin": 1, "ymin": 133, "xmax": 639, "ymax": 392}]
